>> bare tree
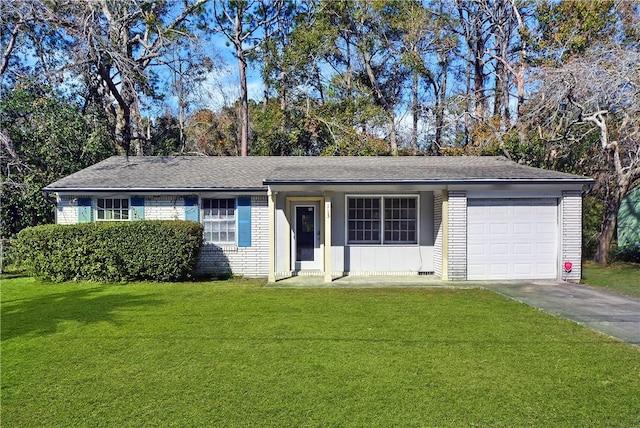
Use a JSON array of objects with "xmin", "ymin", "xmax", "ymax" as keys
[
  {"xmin": 527, "ymin": 44, "xmax": 640, "ymax": 264},
  {"xmin": 44, "ymin": 0, "xmax": 208, "ymax": 155}
]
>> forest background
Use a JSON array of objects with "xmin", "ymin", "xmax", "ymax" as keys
[{"xmin": 1, "ymin": 0, "xmax": 639, "ymax": 265}]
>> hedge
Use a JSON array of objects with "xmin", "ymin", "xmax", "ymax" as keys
[{"xmin": 15, "ymin": 221, "xmax": 203, "ymax": 282}]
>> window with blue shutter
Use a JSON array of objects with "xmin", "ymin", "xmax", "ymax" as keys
[
  {"xmin": 77, "ymin": 198, "xmax": 92, "ymax": 223},
  {"xmin": 237, "ymin": 197, "xmax": 251, "ymax": 247},
  {"xmin": 184, "ymin": 197, "xmax": 199, "ymax": 221},
  {"xmin": 131, "ymin": 197, "xmax": 145, "ymax": 220}
]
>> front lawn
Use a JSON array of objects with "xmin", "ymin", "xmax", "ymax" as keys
[
  {"xmin": 2, "ymin": 278, "xmax": 639, "ymax": 427},
  {"xmin": 582, "ymin": 261, "xmax": 640, "ymax": 298}
]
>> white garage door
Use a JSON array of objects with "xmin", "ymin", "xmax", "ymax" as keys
[{"xmin": 467, "ymin": 199, "xmax": 558, "ymax": 280}]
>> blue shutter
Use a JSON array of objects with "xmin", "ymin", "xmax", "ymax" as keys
[
  {"xmin": 131, "ymin": 197, "xmax": 145, "ymax": 220},
  {"xmin": 237, "ymin": 197, "xmax": 251, "ymax": 247},
  {"xmin": 184, "ymin": 197, "xmax": 199, "ymax": 221},
  {"xmin": 77, "ymin": 198, "xmax": 92, "ymax": 223}
]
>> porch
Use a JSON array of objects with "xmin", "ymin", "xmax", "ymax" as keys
[{"xmin": 266, "ymin": 274, "xmax": 454, "ymax": 288}]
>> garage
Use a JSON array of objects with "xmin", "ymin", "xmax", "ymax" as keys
[{"xmin": 467, "ymin": 199, "xmax": 558, "ymax": 280}]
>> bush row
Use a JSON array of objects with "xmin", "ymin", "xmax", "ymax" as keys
[{"xmin": 15, "ymin": 221, "xmax": 203, "ymax": 282}]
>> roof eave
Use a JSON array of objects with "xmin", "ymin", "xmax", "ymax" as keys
[
  {"xmin": 43, "ymin": 186, "xmax": 267, "ymax": 193},
  {"xmin": 263, "ymin": 178, "xmax": 595, "ymax": 186}
]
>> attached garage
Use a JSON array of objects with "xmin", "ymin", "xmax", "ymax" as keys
[{"xmin": 467, "ymin": 199, "xmax": 558, "ymax": 280}]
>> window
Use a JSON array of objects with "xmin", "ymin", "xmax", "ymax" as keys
[
  {"xmin": 203, "ymin": 198, "xmax": 236, "ymax": 244},
  {"xmin": 384, "ymin": 197, "xmax": 417, "ymax": 243},
  {"xmin": 96, "ymin": 198, "xmax": 129, "ymax": 221},
  {"xmin": 347, "ymin": 196, "xmax": 417, "ymax": 245},
  {"xmin": 348, "ymin": 198, "xmax": 381, "ymax": 243}
]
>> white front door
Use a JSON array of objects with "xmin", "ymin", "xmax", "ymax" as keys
[{"xmin": 293, "ymin": 203, "xmax": 322, "ymax": 270}]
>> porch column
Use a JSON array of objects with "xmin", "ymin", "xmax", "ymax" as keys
[
  {"xmin": 268, "ymin": 189, "xmax": 277, "ymax": 283},
  {"xmin": 324, "ymin": 191, "xmax": 332, "ymax": 283}
]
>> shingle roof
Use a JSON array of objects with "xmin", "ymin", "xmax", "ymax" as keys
[{"xmin": 43, "ymin": 156, "xmax": 593, "ymax": 192}]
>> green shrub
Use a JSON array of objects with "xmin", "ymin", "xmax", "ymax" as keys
[
  {"xmin": 612, "ymin": 243, "xmax": 640, "ymax": 264},
  {"xmin": 15, "ymin": 221, "xmax": 203, "ymax": 282}
]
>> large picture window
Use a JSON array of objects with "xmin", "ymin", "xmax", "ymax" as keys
[
  {"xmin": 203, "ymin": 198, "xmax": 236, "ymax": 244},
  {"xmin": 96, "ymin": 198, "xmax": 129, "ymax": 221},
  {"xmin": 347, "ymin": 196, "xmax": 417, "ymax": 245}
]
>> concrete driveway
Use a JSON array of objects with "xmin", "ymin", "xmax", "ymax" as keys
[{"xmin": 481, "ymin": 281, "xmax": 640, "ymax": 348}]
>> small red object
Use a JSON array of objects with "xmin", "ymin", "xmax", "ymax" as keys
[{"xmin": 564, "ymin": 261, "xmax": 573, "ymax": 272}]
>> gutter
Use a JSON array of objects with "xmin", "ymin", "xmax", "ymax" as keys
[
  {"xmin": 42, "ymin": 187, "xmax": 267, "ymax": 193},
  {"xmin": 262, "ymin": 178, "xmax": 596, "ymax": 186}
]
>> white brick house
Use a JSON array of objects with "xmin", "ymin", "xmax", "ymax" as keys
[{"xmin": 44, "ymin": 156, "xmax": 593, "ymax": 282}]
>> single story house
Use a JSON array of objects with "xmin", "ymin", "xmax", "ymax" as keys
[{"xmin": 43, "ymin": 156, "xmax": 594, "ymax": 282}]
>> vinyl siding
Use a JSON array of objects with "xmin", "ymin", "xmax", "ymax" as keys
[{"xmin": 561, "ymin": 191, "xmax": 582, "ymax": 282}]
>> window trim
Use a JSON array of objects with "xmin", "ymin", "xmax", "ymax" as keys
[
  {"xmin": 95, "ymin": 197, "xmax": 130, "ymax": 221},
  {"xmin": 201, "ymin": 197, "xmax": 237, "ymax": 245},
  {"xmin": 345, "ymin": 194, "xmax": 419, "ymax": 246}
]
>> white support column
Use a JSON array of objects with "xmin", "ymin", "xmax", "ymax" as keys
[
  {"xmin": 268, "ymin": 189, "xmax": 277, "ymax": 283},
  {"xmin": 324, "ymin": 191, "xmax": 333, "ymax": 283}
]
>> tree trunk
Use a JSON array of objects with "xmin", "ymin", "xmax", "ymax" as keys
[
  {"xmin": 464, "ymin": 47, "xmax": 472, "ymax": 147},
  {"xmin": 279, "ymin": 69, "xmax": 287, "ymax": 112},
  {"xmin": 473, "ymin": 38, "xmax": 486, "ymax": 122},
  {"xmin": 238, "ymin": 53, "xmax": 249, "ymax": 156},
  {"xmin": 315, "ymin": 64, "xmax": 324, "ymax": 104},
  {"xmin": 434, "ymin": 51, "xmax": 447, "ymax": 153},
  {"xmin": 412, "ymin": 71, "xmax": 419, "ymax": 154},
  {"xmin": 594, "ymin": 175, "xmax": 634, "ymax": 265},
  {"xmin": 493, "ymin": 56, "xmax": 504, "ymax": 118},
  {"xmin": 388, "ymin": 111, "xmax": 398, "ymax": 155},
  {"xmin": 234, "ymin": 15, "xmax": 249, "ymax": 157},
  {"xmin": 345, "ymin": 32, "xmax": 352, "ymax": 96},
  {"xmin": 361, "ymin": 48, "xmax": 397, "ymax": 155},
  {"xmin": 594, "ymin": 200, "xmax": 618, "ymax": 265}
]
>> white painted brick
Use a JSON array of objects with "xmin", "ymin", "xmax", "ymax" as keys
[
  {"xmin": 196, "ymin": 195, "xmax": 269, "ymax": 277},
  {"xmin": 561, "ymin": 191, "xmax": 583, "ymax": 282},
  {"xmin": 447, "ymin": 191, "xmax": 467, "ymax": 280},
  {"xmin": 143, "ymin": 195, "xmax": 186, "ymax": 220},
  {"xmin": 433, "ymin": 192, "xmax": 443, "ymax": 277},
  {"xmin": 56, "ymin": 195, "xmax": 94, "ymax": 224}
]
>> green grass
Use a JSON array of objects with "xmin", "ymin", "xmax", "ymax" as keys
[
  {"xmin": 582, "ymin": 261, "xmax": 640, "ymax": 298},
  {"xmin": 2, "ymin": 278, "xmax": 639, "ymax": 427}
]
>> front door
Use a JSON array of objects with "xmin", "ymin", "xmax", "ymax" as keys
[{"xmin": 293, "ymin": 203, "xmax": 322, "ymax": 270}]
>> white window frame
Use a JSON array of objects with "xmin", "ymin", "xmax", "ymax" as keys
[
  {"xmin": 346, "ymin": 196, "xmax": 382, "ymax": 244},
  {"xmin": 345, "ymin": 194, "xmax": 419, "ymax": 245},
  {"xmin": 202, "ymin": 198, "xmax": 237, "ymax": 245},
  {"xmin": 96, "ymin": 197, "xmax": 130, "ymax": 221}
]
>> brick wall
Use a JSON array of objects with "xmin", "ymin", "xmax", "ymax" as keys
[
  {"xmin": 561, "ymin": 190, "xmax": 583, "ymax": 282},
  {"xmin": 433, "ymin": 191, "xmax": 443, "ymax": 277},
  {"xmin": 447, "ymin": 191, "xmax": 467, "ymax": 280},
  {"xmin": 56, "ymin": 195, "xmax": 81, "ymax": 224},
  {"xmin": 144, "ymin": 195, "xmax": 185, "ymax": 220},
  {"xmin": 197, "ymin": 196, "xmax": 269, "ymax": 277}
]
